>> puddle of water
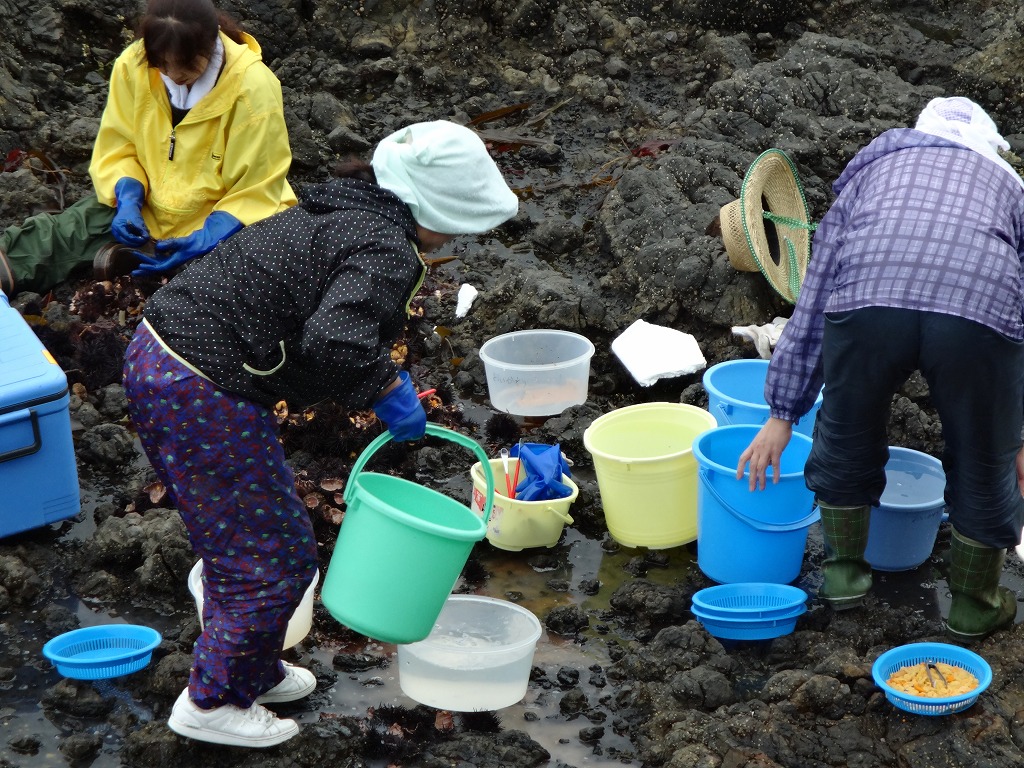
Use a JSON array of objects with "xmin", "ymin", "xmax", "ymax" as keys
[
  {"xmin": 5, "ymin": 484, "xmax": 648, "ymax": 767},
  {"xmin": 12, "ymin": 463, "xmax": 1024, "ymax": 768}
]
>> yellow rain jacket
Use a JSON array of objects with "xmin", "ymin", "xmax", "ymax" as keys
[{"xmin": 89, "ymin": 31, "xmax": 296, "ymax": 240}]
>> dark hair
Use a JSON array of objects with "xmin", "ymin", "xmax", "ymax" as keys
[
  {"xmin": 140, "ymin": 0, "xmax": 244, "ymax": 69},
  {"xmin": 330, "ymin": 158, "xmax": 377, "ymax": 184}
]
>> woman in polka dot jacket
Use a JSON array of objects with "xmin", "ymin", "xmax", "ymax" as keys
[{"xmin": 122, "ymin": 121, "xmax": 519, "ymax": 748}]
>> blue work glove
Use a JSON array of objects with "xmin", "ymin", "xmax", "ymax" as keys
[
  {"xmin": 110, "ymin": 177, "xmax": 150, "ymax": 247},
  {"xmin": 133, "ymin": 211, "xmax": 242, "ymax": 276},
  {"xmin": 373, "ymin": 372, "xmax": 427, "ymax": 441}
]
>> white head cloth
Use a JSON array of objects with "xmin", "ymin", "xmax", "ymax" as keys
[
  {"xmin": 160, "ymin": 36, "xmax": 224, "ymax": 111},
  {"xmin": 914, "ymin": 96, "xmax": 1024, "ymax": 189},
  {"xmin": 371, "ymin": 120, "xmax": 519, "ymax": 234}
]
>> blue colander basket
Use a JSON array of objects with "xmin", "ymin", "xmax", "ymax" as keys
[
  {"xmin": 43, "ymin": 625, "xmax": 162, "ymax": 680},
  {"xmin": 690, "ymin": 583, "xmax": 808, "ymax": 640},
  {"xmin": 692, "ymin": 583, "xmax": 808, "ymax": 618},
  {"xmin": 872, "ymin": 642, "xmax": 991, "ymax": 716}
]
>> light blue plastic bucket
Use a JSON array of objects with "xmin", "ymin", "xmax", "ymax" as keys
[
  {"xmin": 692, "ymin": 425, "xmax": 818, "ymax": 584},
  {"xmin": 703, "ymin": 359, "xmax": 822, "ymax": 438},
  {"xmin": 865, "ymin": 447, "xmax": 946, "ymax": 572}
]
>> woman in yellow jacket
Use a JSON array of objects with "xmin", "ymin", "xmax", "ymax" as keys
[{"xmin": 0, "ymin": 0, "xmax": 295, "ymax": 296}]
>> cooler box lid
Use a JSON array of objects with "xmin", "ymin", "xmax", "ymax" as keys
[{"xmin": 0, "ymin": 298, "xmax": 69, "ymax": 412}]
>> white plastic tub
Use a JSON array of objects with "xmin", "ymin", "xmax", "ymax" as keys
[
  {"xmin": 188, "ymin": 560, "xmax": 318, "ymax": 649},
  {"xmin": 397, "ymin": 595, "xmax": 542, "ymax": 711},
  {"xmin": 479, "ymin": 330, "xmax": 594, "ymax": 416}
]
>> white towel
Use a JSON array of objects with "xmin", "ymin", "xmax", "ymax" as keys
[
  {"xmin": 455, "ymin": 283, "xmax": 478, "ymax": 318},
  {"xmin": 612, "ymin": 319, "xmax": 707, "ymax": 386},
  {"xmin": 731, "ymin": 317, "xmax": 788, "ymax": 359}
]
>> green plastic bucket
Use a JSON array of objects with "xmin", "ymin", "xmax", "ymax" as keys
[
  {"xmin": 583, "ymin": 402, "xmax": 718, "ymax": 549},
  {"xmin": 321, "ymin": 425, "xmax": 494, "ymax": 644}
]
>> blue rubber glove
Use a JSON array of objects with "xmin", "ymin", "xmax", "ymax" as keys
[
  {"xmin": 133, "ymin": 211, "xmax": 243, "ymax": 276},
  {"xmin": 373, "ymin": 372, "xmax": 427, "ymax": 441},
  {"xmin": 110, "ymin": 177, "xmax": 150, "ymax": 247}
]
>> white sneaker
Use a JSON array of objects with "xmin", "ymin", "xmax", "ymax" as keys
[
  {"xmin": 255, "ymin": 661, "xmax": 317, "ymax": 704},
  {"xmin": 167, "ymin": 689, "xmax": 299, "ymax": 747}
]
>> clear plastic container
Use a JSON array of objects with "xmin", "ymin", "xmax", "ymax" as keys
[
  {"xmin": 398, "ymin": 595, "xmax": 542, "ymax": 711},
  {"xmin": 479, "ymin": 330, "xmax": 594, "ymax": 416}
]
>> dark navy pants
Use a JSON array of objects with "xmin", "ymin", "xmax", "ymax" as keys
[
  {"xmin": 124, "ymin": 323, "xmax": 318, "ymax": 708},
  {"xmin": 805, "ymin": 307, "xmax": 1024, "ymax": 548}
]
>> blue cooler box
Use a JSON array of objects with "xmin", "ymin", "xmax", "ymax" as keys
[{"xmin": 0, "ymin": 293, "xmax": 80, "ymax": 536}]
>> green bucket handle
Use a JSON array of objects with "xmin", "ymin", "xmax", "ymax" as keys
[{"xmin": 344, "ymin": 424, "xmax": 495, "ymax": 525}]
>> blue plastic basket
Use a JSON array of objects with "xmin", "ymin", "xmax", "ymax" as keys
[
  {"xmin": 872, "ymin": 642, "xmax": 991, "ymax": 715},
  {"xmin": 692, "ymin": 583, "xmax": 808, "ymax": 618},
  {"xmin": 43, "ymin": 625, "xmax": 162, "ymax": 680},
  {"xmin": 691, "ymin": 603, "xmax": 806, "ymax": 640}
]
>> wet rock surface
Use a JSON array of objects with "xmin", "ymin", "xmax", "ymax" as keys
[{"xmin": 3, "ymin": 1, "xmax": 1024, "ymax": 767}]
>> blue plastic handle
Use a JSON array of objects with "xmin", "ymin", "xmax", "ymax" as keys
[{"xmin": 698, "ymin": 469, "xmax": 819, "ymax": 532}]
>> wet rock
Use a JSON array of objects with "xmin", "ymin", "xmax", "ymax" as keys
[
  {"xmin": 326, "ymin": 125, "xmax": 371, "ymax": 153},
  {"xmin": 608, "ymin": 578, "xmax": 689, "ymax": 628},
  {"xmin": 668, "ymin": 665, "xmax": 737, "ymax": 710},
  {"xmin": 83, "ymin": 508, "xmax": 191, "ymax": 602},
  {"xmin": 520, "ymin": 141, "xmax": 563, "ymax": 165},
  {"xmin": 76, "ymin": 423, "xmax": 136, "ymax": 469},
  {"xmin": 147, "ymin": 651, "xmax": 193, "ymax": 702},
  {"xmin": 0, "ymin": 555, "xmax": 43, "ymax": 605},
  {"xmin": 41, "ymin": 679, "xmax": 115, "ymax": 718},
  {"xmin": 7, "ymin": 735, "xmax": 40, "ymax": 755},
  {"xmin": 332, "ymin": 652, "xmax": 389, "ymax": 672},
  {"xmin": 559, "ymin": 688, "xmax": 589, "ymax": 715},
  {"xmin": 59, "ymin": 732, "xmax": 102, "ymax": 763},
  {"xmin": 421, "ymin": 728, "xmax": 550, "ymax": 767},
  {"xmin": 40, "ymin": 603, "xmax": 79, "ymax": 637},
  {"xmin": 94, "ymin": 383, "xmax": 129, "ymax": 421},
  {"xmin": 545, "ymin": 604, "xmax": 590, "ymax": 635},
  {"xmin": 555, "ymin": 666, "xmax": 580, "ymax": 688},
  {"xmin": 789, "ymin": 673, "xmax": 858, "ymax": 718},
  {"xmin": 761, "ymin": 668, "xmax": 814, "ymax": 702},
  {"xmin": 73, "ymin": 400, "xmax": 104, "ymax": 429},
  {"xmin": 525, "ymin": 552, "xmax": 559, "ymax": 571},
  {"xmin": 530, "ymin": 217, "xmax": 584, "ymax": 258}
]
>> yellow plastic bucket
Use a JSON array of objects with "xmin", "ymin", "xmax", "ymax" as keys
[
  {"xmin": 583, "ymin": 402, "xmax": 718, "ymax": 549},
  {"xmin": 470, "ymin": 458, "xmax": 577, "ymax": 551}
]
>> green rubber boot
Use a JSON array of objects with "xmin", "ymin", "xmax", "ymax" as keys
[
  {"xmin": 817, "ymin": 503, "xmax": 872, "ymax": 610},
  {"xmin": 946, "ymin": 528, "xmax": 1016, "ymax": 642}
]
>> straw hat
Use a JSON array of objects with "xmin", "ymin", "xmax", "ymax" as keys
[{"xmin": 720, "ymin": 149, "xmax": 815, "ymax": 304}]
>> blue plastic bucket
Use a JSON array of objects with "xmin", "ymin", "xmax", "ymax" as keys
[
  {"xmin": 692, "ymin": 425, "xmax": 818, "ymax": 584},
  {"xmin": 703, "ymin": 359, "xmax": 822, "ymax": 438},
  {"xmin": 865, "ymin": 447, "xmax": 946, "ymax": 571}
]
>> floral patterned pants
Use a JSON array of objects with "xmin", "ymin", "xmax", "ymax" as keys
[{"xmin": 124, "ymin": 322, "xmax": 317, "ymax": 708}]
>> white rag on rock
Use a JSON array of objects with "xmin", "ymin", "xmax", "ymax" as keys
[
  {"xmin": 611, "ymin": 319, "xmax": 707, "ymax": 386},
  {"xmin": 455, "ymin": 283, "xmax": 478, "ymax": 318},
  {"xmin": 731, "ymin": 317, "xmax": 789, "ymax": 359}
]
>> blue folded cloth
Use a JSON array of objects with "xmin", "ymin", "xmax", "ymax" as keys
[{"xmin": 511, "ymin": 443, "xmax": 573, "ymax": 502}]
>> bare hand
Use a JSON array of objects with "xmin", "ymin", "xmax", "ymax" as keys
[
  {"xmin": 1016, "ymin": 445, "xmax": 1024, "ymax": 497},
  {"xmin": 736, "ymin": 417, "xmax": 794, "ymax": 491}
]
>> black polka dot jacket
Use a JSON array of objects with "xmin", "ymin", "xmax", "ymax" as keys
[{"xmin": 143, "ymin": 178, "xmax": 424, "ymax": 410}]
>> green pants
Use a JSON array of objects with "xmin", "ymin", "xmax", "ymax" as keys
[{"xmin": 1, "ymin": 195, "xmax": 116, "ymax": 294}]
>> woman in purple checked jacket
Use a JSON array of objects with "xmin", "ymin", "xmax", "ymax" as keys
[{"xmin": 737, "ymin": 97, "xmax": 1024, "ymax": 641}]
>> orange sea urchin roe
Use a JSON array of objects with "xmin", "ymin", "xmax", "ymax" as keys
[{"xmin": 885, "ymin": 662, "xmax": 979, "ymax": 698}]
